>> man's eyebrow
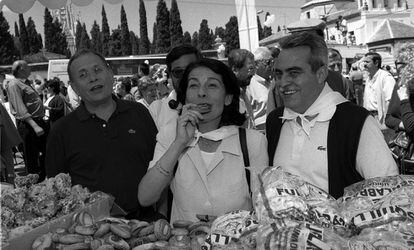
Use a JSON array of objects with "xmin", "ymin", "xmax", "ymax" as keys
[{"xmin": 274, "ymin": 66, "xmax": 303, "ymax": 72}]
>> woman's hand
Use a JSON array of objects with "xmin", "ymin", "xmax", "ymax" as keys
[
  {"xmin": 174, "ymin": 104, "xmax": 203, "ymax": 148},
  {"xmin": 397, "ymin": 85, "xmax": 409, "ymax": 101}
]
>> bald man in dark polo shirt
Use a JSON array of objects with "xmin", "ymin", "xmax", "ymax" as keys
[{"xmin": 45, "ymin": 49, "xmax": 157, "ymax": 220}]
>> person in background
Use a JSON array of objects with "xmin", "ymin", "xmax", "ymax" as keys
[
  {"xmin": 349, "ymin": 64, "xmax": 364, "ymax": 106},
  {"xmin": 121, "ymin": 78, "xmax": 135, "ymax": 102},
  {"xmin": 6, "ymin": 60, "xmax": 47, "ymax": 181},
  {"xmin": 138, "ymin": 58, "xmax": 267, "ymax": 222},
  {"xmin": 327, "ymin": 48, "xmax": 355, "ymax": 103},
  {"xmin": 266, "ymin": 32, "xmax": 398, "ymax": 198},
  {"xmin": 43, "ymin": 78, "xmax": 65, "ymax": 126},
  {"xmin": 246, "ymin": 47, "xmax": 273, "ymax": 132},
  {"xmin": 137, "ymin": 77, "xmax": 158, "ymax": 109},
  {"xmin": 386, "ymin": 43, "xmax": 414, "ymax": 139},
  {"xmin": 33, "ymin": 79, "xmax": 45, "ymax": 101},
  {"xmin": 45, "ymin": 49, "xmax": 158, "ymax": 220},
  {"xmin": 362, "ymin": 52, "xmax": 396, "ymax": 141},
  {"xmin": 149, "ymin": 44, "xmax": 201, "ymax": 130},
  {"xmin": 0, "ymin": 103, "xmax": 22, "ymax": 185},
  {"xmin": 138, "ymin": 62, "xmax": 150, "ymax": 80},
  {"xmin": 228, "ymin": 49, "xmax": 256, "ymax": 129}
]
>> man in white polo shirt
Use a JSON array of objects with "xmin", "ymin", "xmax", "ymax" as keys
[{"xmin": 266, "ymin": 32, "xmax": 398, "ymax": 198}]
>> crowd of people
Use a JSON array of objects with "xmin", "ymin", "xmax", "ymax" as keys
[{"xmin": 1, "ymin": 25, "xmax": 413, "ymax": 223}]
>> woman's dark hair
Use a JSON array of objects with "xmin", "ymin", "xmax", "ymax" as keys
[
  {"xmin": 46, "ymin": 78, "xmax": 61, "ymax": 94},
  {"xmin": 121, "ymin": 78, "xmax": 132, "ymax": 93},
  {"xmin": 177, "ymin": 58, "xmax": 246, "ymax": 127}
]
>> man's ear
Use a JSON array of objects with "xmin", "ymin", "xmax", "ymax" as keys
[
  {"xmin": 316, "ymin": 65, "xmax": 328, "ymax": 85},
  {"xmin": 224, "ymin": 94, "xmax": 233, "ymax": 106},
  {"xmin": 70, "ymin": 82, "xmax": 80, "ymax": 96}
]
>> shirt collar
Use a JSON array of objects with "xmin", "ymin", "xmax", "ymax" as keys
[
  {"xmin": 75, "ymin": 95, "xmax": 130, "ymax": 121},
  {"xmin": 281, "ymin": 83, "xmax": 347, "ymax": 136},
  {"xmin": 251, "ymin": 74, "xmax": 266, "ymax": 84}
]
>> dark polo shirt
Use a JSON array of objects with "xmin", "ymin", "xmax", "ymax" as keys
[{"xmin": 45, "ymin": 98, "xmax": 157, "ymax": 214}]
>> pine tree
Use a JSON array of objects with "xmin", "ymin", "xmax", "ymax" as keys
[
  {"xmin": 75, "ymin": 21, "xmax": 83, "ymax": 50},
  {"xmin": 80, "ymin": 23, "xmax": 91, "ymax": 50},
  {"xmin": 14, "ymin": 22, "xmax": 19, "ymax": 37},
  {"xmin": 130, "ymin": 31, "xmax": 139, "ymax": 55},
  {"xmin": 18, "ymin": 14, "xmax": 30, "ymax": 56},
  {"xmin": 0, "ymin": 11, "xmax": 18, "ymax": 64},
  {"xmin": 120, "ymin": 5, "xmax": 131, "ymax": 56},
  {"xmin": 51, "ymin": 19, "xmax": 69, "ymax": 55},
  {"xmin": 214, "ymin": 27, "xmax": 225, "ymax": 40},
  {"xmin": 151, "ymin": 22, "xmax": 157, "ymax": 54},
  {"xmin": 224, "ymin": 16, "xmax": 239, "ymax": 54},
  {"xmin": 90, "ymin": 20, "xmax": 102, "ymax": 54},
  {"xmin": 183, "ymin": 31, "xmax": 191, "ymax": 45},
  {"xmin": 139, "ymin": 0, "xmax": 150, "ymax": 54},
  {"xmin": 26, "ymin": 17, "xmax": 42, "ymax": 54},
  {"xmin": 169, "ymin": 0, "xmax": 183, "ymax": 48},
  {"xmin": 44, "ymin": 8, "xmax": 53, "ymax": 52},
  {"xmin": 155, "ymin": 0, "xmax": 170, "ymax": 53},
  {"xmin": 101, "ymin": 5, "xmax": 111, "ymax": 56},
  {"xmin": 257, "ymin": 15, "xmax": 263, "ymax": 40},
  {"xmin": 109, "ymin": 27, "xmax": 122, "ymax": 56},
  {"xmin": 191, "ymin": 31, "xmax": 198, "ymax": 49},
  {"xmin": 198, "ymin": 19, "xmax": 212, "ymax": 50}
]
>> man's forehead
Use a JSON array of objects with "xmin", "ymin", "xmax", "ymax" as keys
[{"xmin": 274, "ymin": 47, "xmax": 311, "ymax": 68}]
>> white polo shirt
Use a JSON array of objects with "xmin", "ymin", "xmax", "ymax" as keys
[{"xmin": 273, "ymin": 84, "xmax": 398, "ymax": 193}]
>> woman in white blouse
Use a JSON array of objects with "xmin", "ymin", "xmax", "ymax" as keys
[{"xmin": 138, "ymin": 58, "xmax": 268, "ymax": 222}]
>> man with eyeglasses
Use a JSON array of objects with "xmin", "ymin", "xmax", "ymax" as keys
[
  {"xmin": 148, "ymin": 45, "xmax": 201, "ymax": 130},
  {"xmin": 45, "ymin": 49, "xmax": 158, "ymax": 220},
  {"xmin": 228, "ymin": 49, "xmax": 257, "ymax": 129}
]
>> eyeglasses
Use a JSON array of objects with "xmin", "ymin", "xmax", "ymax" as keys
[{"xmin": 170, "ymin": 68, "xmax": 186, "ymax": 79}]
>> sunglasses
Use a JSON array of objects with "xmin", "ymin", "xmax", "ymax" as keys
[{"xmin": 170, "ymin": 68, "xmax": 186, "ymax": 79}]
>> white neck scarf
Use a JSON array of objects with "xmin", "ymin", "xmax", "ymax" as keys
[
  {"xmin": 188, "ymin": 125, "xmax": 239, "ymax": 147},
  {"xmin": 280, "ymin": 84, "xmax": 347, "ymax": 137}
]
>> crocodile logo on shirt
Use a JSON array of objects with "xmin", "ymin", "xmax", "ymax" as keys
[
  {"xmin": 317, "ymin": 146, "xmax": 326, "ymax": 151},
  {"xmin": 128, "ymin": 129, "xmax": 136, "ymax": 134}
]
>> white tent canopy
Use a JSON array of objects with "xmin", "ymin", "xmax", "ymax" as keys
[{"xmin": 0, "ymin": 0, "xmax": 124, "ymax": 13}]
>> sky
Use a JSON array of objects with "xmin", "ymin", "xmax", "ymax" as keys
[{"xmin": 2, "ymin": 0, "xmax": 305, "ymax": 42}]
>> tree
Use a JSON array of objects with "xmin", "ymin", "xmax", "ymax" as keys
[
  {"xmin": 214, "ymin": 26, "xmax": 225, "ymax": 40},
  {"xmin": 198, "ymin": 19, "xmax": 212, "ymax": 50},
  {"xmin": 139, "ymin": 0, "xmax": 150, "ymax": 54},
  {"xmin": 224, "ymin": 16, "xmax": 239, "ymax": 54},
  {"xmin": 151, "ymin": 22, "xmax": 157, "ymax": 54},
  {"xmin": 90, "ymin": 20, "xmax": 102, "ymax": 54},
  {"xmin": 80, "ymin": 23, "xmax": 91, "ymax": 50},
  {"xmin": 120, "ymin": 5, "xmax": 131, "ymax": 56},
  {"xmin": 75, "ymin": 21, "xmax": 83, "ymax": 50},
  {"xmin": 169, "ymin": 0, "xmax": 183, "ymax": 48},
  {"xmin": 101, "ymin": 5, "xmax": 111, "ymax": 56},
  {"xmin": 130, "ymin": 31, "xmax": 139, "ymax": 55},
  {"xmin": 183, "ymin": 31, "xmax": 191, "ymax": 44},
  {"xmin": 109, "ymin": 27, "xmax": 122, "ymax": 56},
  {"xmin": 257, "ymin": 16, "xmax": 263, "ymax": 40},
  {"xmin": 191, "ymin": 31, "xmax": 198, "ymax": 49},
  {"xmin": 18, "ymin": 14, "xmax": 30, "ymax": 56},
  {"xmin": 0, "ymin": 11, "xmax": 19, "ymax": 64},
  {"xmin": 51, "ymin": 19, "xmax": 69, "ymax": 55},
  {"xmin": 14, "ymin": 22, "xmax": 19, "ymax": 37},
  {"xmin": 44, "ymin": 8, "xmax": 53, "ymax": 52},
  {"xmin": 26, "ymin": 17, "xmax": 42, "ymax": 54},
  {"xmin": 155, "ymin": 0, "xmax": 170, "ymax": 53}
]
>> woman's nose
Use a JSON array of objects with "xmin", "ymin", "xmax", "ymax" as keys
[{"xmin": 198, "ymin": 86, "xmax": 207, "ymax": 97}]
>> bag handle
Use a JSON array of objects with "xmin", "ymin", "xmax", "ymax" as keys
[{"xmin": 238, "ymin": 127, "xmax": 251, "ymax": 194}]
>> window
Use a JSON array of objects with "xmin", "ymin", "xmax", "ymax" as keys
[
  {"xmin": 397, "ymin": 0, "xmax": 402, "ymax": 7},
  {"xmin": 372, "ymin": 0, "xmax": 377, "ymax": 8},
  {"xmin": 384, "ymin": 0, "xmax": 388, "ymax": 7},
  {"xmin": 306, "ymin": 12, "xmax": 310, "ymax": 19}
]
